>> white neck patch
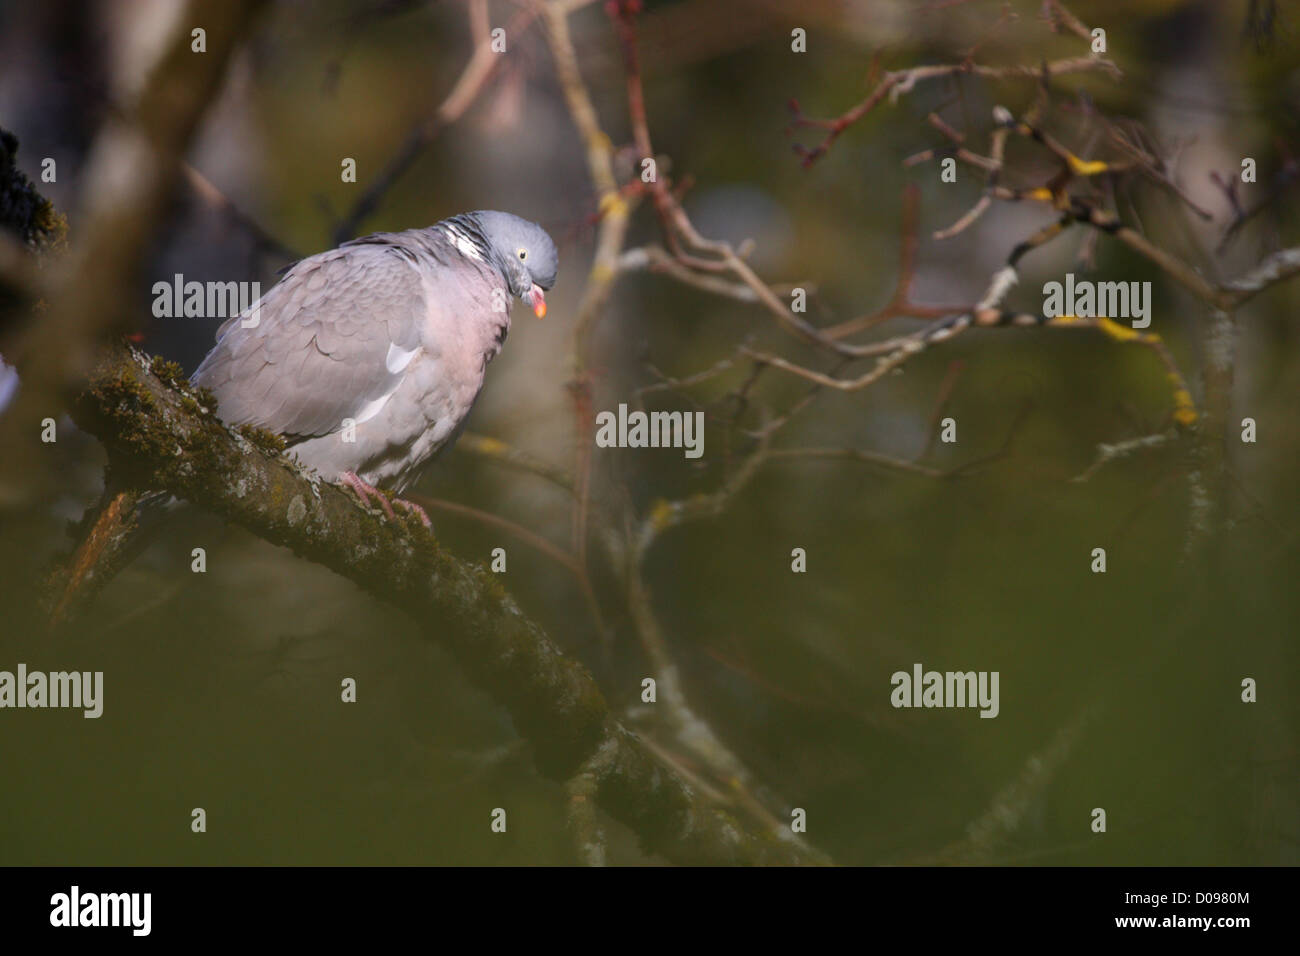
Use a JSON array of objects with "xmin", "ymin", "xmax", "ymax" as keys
[{"xmin": 441, "ymin": 223, "xmax": 484, "ymax": 262}]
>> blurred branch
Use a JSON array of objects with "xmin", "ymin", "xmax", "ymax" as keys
[
  {"xmin": 553, "ymin": 0, "xmax": 833, "ymax": 854},
  {"xmin": 637, "ymin": 347, "xmax": 743, "ymax": 398},
  {"xmin": 826, "ymin": 184, "xmax": 964, "ymax": 335},
  {"xmin": 406, "ymin": 491, "xmax": 606, "ymax": 636},
  {"xmin": 0, "ymin": 0, "xmax": 270, "ymax": 493},
  {"xmin": 1211, "ymin": 148, "xmax": 1298, "ymax": 252},
  {"xmin": 788, "ymin": 54, "xmax": 1117, "ymax": 167},
  {"xmin": 182, "ymin": 162, "xmax": 300, "ymax": 261},
  {"xmin": 542, "ymin": 0, "xmax": 634, "ymax": 572},
  {"xmin": 1222, "ymin": 246, "xmax": 1300, "ymax": 308},
  {"xmin": 1071, "ymin": 431, "xmax": 1177, "ymax": 483},
  {"xmin": 331, "ymin": 1, "xmax": 543, "ymax": 243},
  {"xmin": 924, "ymin": 702, "xmax": 1101, "ymax": 864},
  {"xmin": 635, "ymin": 411, "xmax": 1028, "ymax": 553},
  {"xmin": 618, "ymin": 244, "xmax": 808, "ymax": 304},
  {"xmin": 618, "ymin": 529, "xmax": 796, "ymax": 843},
  {"xmin": 565, "ymin": 757, "xmax": 607, "ymax": 866},
  {"xmin": 457, "ymin": 431, "xmax": 575, "ymax": 492},
  {"xmin": 1040, "ymin": 0, "xmax": 1092, "ymax": 42}
]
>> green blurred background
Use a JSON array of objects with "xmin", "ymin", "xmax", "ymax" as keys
[{"xmin": 1, "ymin": 0, "xmax": 1296, "ymax": 864}]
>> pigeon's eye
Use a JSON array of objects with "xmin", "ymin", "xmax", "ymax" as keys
[{"xmin": 517, "ymin": 248, "xmax": 528, "ymax": 261}]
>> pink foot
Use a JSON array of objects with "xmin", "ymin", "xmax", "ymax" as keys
[
  {"xmin": 340, "ymin": 472, "xmax": 432, "ymax": 529},
  {"xmin": 339, "ymin": 471, "xmax": 395, "ymax": 520},
  {"xmin": 393, "ymin": 498, "xmax": 432, "ymax": 529}
]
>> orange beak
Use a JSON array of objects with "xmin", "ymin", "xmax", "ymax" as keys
[{"xmin": 528, "ymin": 284, "xmax": 547, "ymax": 319}]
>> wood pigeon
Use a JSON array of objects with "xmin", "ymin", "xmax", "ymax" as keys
[{"xmin": 192, "ymin": 210, "xmax": 558, "ymax": 523}]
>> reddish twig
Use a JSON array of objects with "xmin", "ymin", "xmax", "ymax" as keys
[
  {"xmin": 825, "ymin": 185, "xmax": 965, "ymax": 338},
  {"xmin": 406, "ymin": 492, "xmax": 606, "ymax": 637},
  {"xmin": 789, "ymin": 54, "xmax": 1117, "ymax": 168}
]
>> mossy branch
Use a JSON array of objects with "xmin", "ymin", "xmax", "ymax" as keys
[{"xmin": 69, "ymin": 339, "xmax": 826, "ymax": 866}]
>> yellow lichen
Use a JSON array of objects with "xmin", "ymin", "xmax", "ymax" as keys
[
  {"xmin": 1172, "ymin": 390, "xmax": 1198, "ymax": 426},
  {"xmin": 236, "ymin": 424, "xmax": 288, "ymax": 455},
  {"xmin": 597, "ymin": 190, "xmax": 628, "ymax": 219},
  {"xmin": 1068, "ymin": 157, "xmax": 1110, "ymax": 177},
  {"xmin": 649, "ymin": 498, "xmax": 676, "ymax": 530}
]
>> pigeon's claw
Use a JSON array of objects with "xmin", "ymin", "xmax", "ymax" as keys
[
  {"xmin": 393, "ymin": 498, "xmax": 432, "ymax": 529},
  {"xmin": 339, "ymin": 472, "xmax": 432, "ymax": 530},
  {"xmin": 339, "ymin": 471, "xmax": 395, "ymax": 520}
]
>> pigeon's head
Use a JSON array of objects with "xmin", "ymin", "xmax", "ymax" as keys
[{"xmin": 471, "ymin": 210, "xmax": 558, "ymax": 319}]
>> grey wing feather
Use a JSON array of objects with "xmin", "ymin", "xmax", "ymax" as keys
[{"xmin": 193, "ymin": 243, "xmax": 425, "ymax": 441}]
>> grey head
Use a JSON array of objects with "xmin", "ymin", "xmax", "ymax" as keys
[{"xmin": 441, "ymin": 210, "xmax": 558, "ymax": 318}]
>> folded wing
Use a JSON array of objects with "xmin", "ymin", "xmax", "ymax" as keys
[{"xmin": 193, "ymin": 243, "xmax": 426, "ymax": 442}]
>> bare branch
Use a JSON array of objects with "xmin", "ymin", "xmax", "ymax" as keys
[
  {"xmin": 1222, "ymin": 247, "xmax": 1300, "ymax": 308},
  {"xmin": 1071, "ymin": 432, "xmax": 1177, "ymax": 483},
  {"xmin": 790, "ymin": 54, "xmax": 1118, "ymax": 167},
  {"xmin": 331, "ymin": 2, "xmax": 542, "ymax": 244},
  {"xmin": 1, "ymin": 0, "xmax": 270, "ymax": 500}
]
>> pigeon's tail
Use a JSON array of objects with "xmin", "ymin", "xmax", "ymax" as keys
[{"xmin": 47, "ymin": 488, "xmax": 172, "ymax": 627}]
